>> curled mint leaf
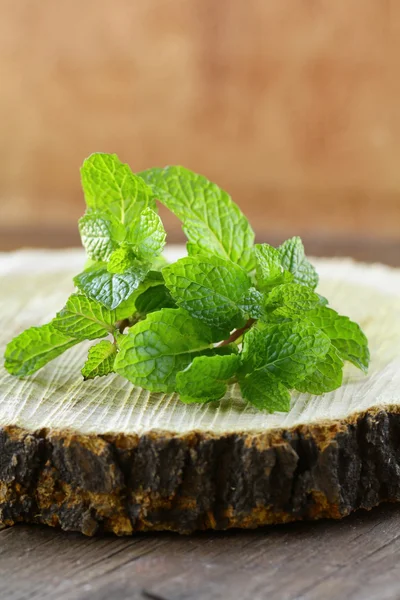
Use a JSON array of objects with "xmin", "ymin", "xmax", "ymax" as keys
[
  {"xmin": 114, "ymin": 308, "xmax": 215, "ymax": 392},
  {"xmin": 139, "ymin": 166, "xmax": 255, "ymax": 271},
  {"xmin": 82, "ymin": 340, "xmax": 117, "ymax": 380},
  {"xmin": 126, "ymin": 207, "xmax": 166, "ymax": 259},
  {"xmin": 4, "ymin": 324, "xmax": 80, "ymax": 377},
  {"xmin": 279, "ymin": 236, "xmax": 318, "ymax": 289},
  {"xmin": 162, "ymin": 255, "xmax": 251, "ymax": 331},
  {"xmin": 176, "ymin": 351, "xmax": 240, "ymax": 404}
]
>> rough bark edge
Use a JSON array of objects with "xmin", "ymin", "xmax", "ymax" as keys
[{"xmin": 1, "ymin": 405, "xmax": 400, "ymax": 535}]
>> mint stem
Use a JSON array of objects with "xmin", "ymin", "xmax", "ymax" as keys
[
  {"xmin": 217, "ymin": 318, "xmax": 256, "ymax": 347},
  {"xmin": 116, "ymin": 319, "xmax": 131, "ymax": 334}
]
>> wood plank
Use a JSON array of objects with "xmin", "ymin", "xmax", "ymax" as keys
[{"xmin": 1, "ymin": 504, "xmax": 400, "ymax": 600}]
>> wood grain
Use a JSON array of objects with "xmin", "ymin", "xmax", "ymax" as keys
[
  {"xmin": 1, "ymin": 503, "xmax": 400, "ymax": 600},
  {"xmin": 1, "ymin": 0, "xmax": 400, "ymax": 242}
]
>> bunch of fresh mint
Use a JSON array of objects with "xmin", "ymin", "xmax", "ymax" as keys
[{"xmin": 4, "ymin": 153, "xmax": 369, "ymax": 412}]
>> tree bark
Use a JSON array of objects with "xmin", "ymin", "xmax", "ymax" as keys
[{"xmin": 1, "ymin": 407, "xmax": 400, "ymax": 535}]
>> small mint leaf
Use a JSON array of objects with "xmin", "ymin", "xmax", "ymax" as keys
[
  {"xmin": 279, "ymin": 236, "xmax": 318, "ymax": 289},
  {"xmin": 162, "ymin": 255, "xmax": 251, "ymax": 331},
  {"xmin": 114, "ymin": 308, "xmax": 215, "ymax": 392},
  {"xmin": 78, "ymin": 213, "xmax": 121, "ymax": 262},
  {"xmin": 239, "ymin": 370, "xmax": 291, "ymax": 413},
  {"xmin": 74, "ymin": 261, "xmax": 150, "ymax": 310},
  {"xmin": 139, "ymin": 166, "xmax": 255, "ymax": 271},
  {"xmin": 126, "ymin": 207, "xmax": 166, "ymax": 259},
  {"xmin": 81, "ymin": 340, "xmax": 117, "ymax": 380},
  {"xmin": 255, "ymin": 244, "xmax": 293, "ymax": 290},
  {"xmin": 295, "ymin": 347, "xmax": 344, "ymax": 394},
  {"xmin": 81, "ymin": 153, "xmax": 155, "ymax": 226},
  {"xmin": 4, "ymin": 323, "xmax": 80, "ymax": 377},
  {"xmin": 176, "ymin": 351, "xmax": 240, "ymax": 404},
  {"xmin": 238, "ymin": 287, "xmax": 264, "ymax": 319},
  {"xmin": 264, "ymin": 283, "xmax": 322, "ymax": 315},
  {"xmin": 107, "ymin": 247, "xmax": 136, "ymax": 274},
  {"xmin": 53, "ymin": 293, "xmax": 115, "ymax": 340}
]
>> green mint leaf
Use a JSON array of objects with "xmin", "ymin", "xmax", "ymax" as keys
[
  {"xmin": 151, "ymin": 255, "xmax": 169, "ymax": 271},
  {"xmin": 279, "ymin": 236, "xmax": 318, "ymax": 289},
  {"xmin": 107, "ymin": 247, "xmax": 136, "ymax": 274},
  {"xmin": 239, "ymin": 370, "xmax": 291, "ymax": 413},
  {"xmin": 238, "ymin": 287, "xmax": 264, "ymax": 319},
  {"xmin": 139, "ymin": 166, "xmax": 255, "ymax": 271},
  {"xmin": 176, "ymin": 351, "xmax": 240, "ymax": 404},
  {"xmin": 53, "ymin": 293, "xmax": 115, "ymax": 340},
  {"xmin": 255, "ymin": 244, "xmax": 293, "ymax": 290},
  {"xmin": 264, "ymin": 283, "xmax": 323, "ymax": 315},
  {"xmin": 126, "ymin": 207, "xmax": 166, "ymax": 259},
  {"xmin": 114, "ymin": 271, "xmax": 164, "ymax": 319},
  {"xmin": 305, "ymin": 306, "xmax": 370, "ymax": 372},
  {"xmin": 241, "ymin": 321, "xmax": 331, "ymax": 387},
  {"xmin": 4, "ymin": 324, "xmax": 80, "ymax": 377},
  {"xmin": 162, "ymin": 255, "xmax": 251, "ymax": 331},
  {"xmin": 134, "ymin": 284, "xmax": 176, "ymax": 315},
  {"xmin": 79, "ymin": 213, "xmax": 122, "ymax": 262},
  {"xmin": 74, "ymin": 261, "xmax": 150, "ymax": 310},
  {"xmin": 186, "ymin": 242, "xmax": 214, "ymax": 258},
  {"xmin": 317, "ymin": 294, "xmax": 329, "ymax": 306},
  {"xmin": 81, "ymin": 340, "xmax": 117, "ymax": 380},
  {"xmin": 81, "ymin": 153, "xmax": 155, "ymax": 226},
  {"xmin": 114, "ymin": 308, "xmax": 215, "ymax": 392},
  {"xmin": 295, "ymin": 347, "xmax": 344, "ymax": 394}
]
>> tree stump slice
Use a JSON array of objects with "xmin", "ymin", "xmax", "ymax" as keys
[{"xmin": 0, "ymin": 248, "xmax": 400, "ymax": 536}]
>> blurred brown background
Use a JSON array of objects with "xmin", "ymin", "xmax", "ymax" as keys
[{"xmin": 1, "ymin": 0, "xmax": 399, "ymax": 263}]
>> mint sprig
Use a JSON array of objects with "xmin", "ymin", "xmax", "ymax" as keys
[{"xmin": 4, "ymin": 152, "xmax": 370, "ymax": 413}]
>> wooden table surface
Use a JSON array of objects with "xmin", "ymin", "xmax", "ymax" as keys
[
  {"xmin": 1, "ymin": 504, "xmax": 400, "ymax": 600},
  {"xmin": 1, "ymin": 235, "xmax": 400, "ymax": 599}
]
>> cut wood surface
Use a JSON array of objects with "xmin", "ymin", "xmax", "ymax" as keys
[{"xmin": 0, "ymin": 248, "xmax": 400, "ymax": 535}]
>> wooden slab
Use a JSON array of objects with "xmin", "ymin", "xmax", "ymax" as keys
[{"xmin": 0, "ymin": 248, "xmax": 400, "ymax": 535}]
